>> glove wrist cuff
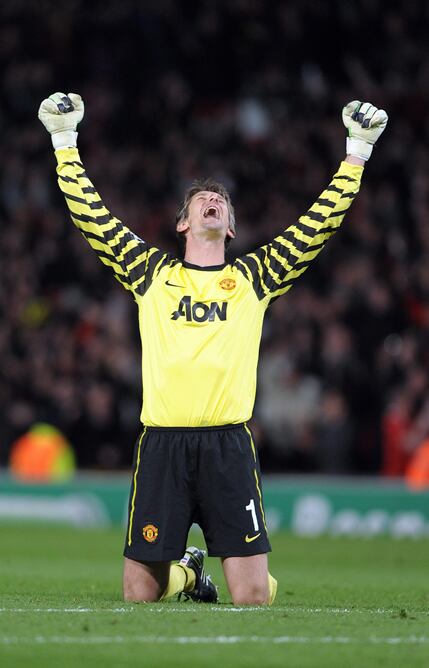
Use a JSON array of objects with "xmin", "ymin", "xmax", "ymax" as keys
[
  {"xmin": 51, "ymin": 130, "xmax": 78, "ymax": 150},
  {"xmin": 346, "ymin": 137, "xmax": 373, "ymax": 161}
]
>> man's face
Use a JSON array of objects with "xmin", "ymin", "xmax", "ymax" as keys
[{"xmin": 176, "ymin": 191, "xmax": 235, "ymax": 243}]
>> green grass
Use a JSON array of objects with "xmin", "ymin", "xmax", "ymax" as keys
[{"xmin": 0, "ymin": 524, "xmax": 428, "ymax": 667}]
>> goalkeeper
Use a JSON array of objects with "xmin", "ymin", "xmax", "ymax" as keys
[{"xmin": 38, "ymin": 93, "xmax": 387, "ymax": 605}]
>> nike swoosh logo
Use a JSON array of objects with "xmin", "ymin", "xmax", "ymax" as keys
[
  {"xmin": 165, "ymin": 280, "xmax": 185, "ymax": 288},
  {"xmin": 245, "ymin": 533, "xmax": 261, "ymax": 543}
]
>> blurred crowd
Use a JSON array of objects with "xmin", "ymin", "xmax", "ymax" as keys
[{"xmin": 1, "ymin": 0, "xmax": 429, "ymax": 474}]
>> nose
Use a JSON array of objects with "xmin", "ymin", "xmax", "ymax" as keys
[{"xmin": 208, "ymin": 193, "xmax": 219, "ymax": 202}]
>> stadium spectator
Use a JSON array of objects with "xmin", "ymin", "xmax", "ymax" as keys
[{"xmin": 257, "ymin": 344, "xmax": 321, "ymax": 470}]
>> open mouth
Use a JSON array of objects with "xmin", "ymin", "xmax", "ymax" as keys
[{"xmin": 203, "ymin": 205, "xmax": 220, "ymax": 219}]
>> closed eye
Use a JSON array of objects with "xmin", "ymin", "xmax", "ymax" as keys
[{"xmin": 195, "ymin": 194, "xmax": 227, "ymax": 204}]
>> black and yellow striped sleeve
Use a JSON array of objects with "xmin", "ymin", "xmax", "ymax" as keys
[
  {"xmin": 55, "ymin": 147, "xmax": 171, "ymax": 297},
  {"xmin": 234, "ymin": 161, "xmax": 363, "ymax": 304}
]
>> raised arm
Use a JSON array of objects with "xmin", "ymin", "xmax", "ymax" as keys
[
  {"xmin": 38, "ymin": 92, "xmax": 171, "ymax": 297},
  {"xmin": 234, "ymin": 100, "xmax": 388, "ymax": 305}
]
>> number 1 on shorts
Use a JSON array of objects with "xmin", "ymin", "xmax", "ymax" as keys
[{"xmin": 245, "ymin": 498, "xmax": 259, "ymax": 531}]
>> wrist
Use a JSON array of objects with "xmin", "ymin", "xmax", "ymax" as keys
[
  {"xmin": 346, "ymin": 137, "xmax": 373, "ymax": 161},
  {"xmin": 345, "ymin": 155, "xmax": 366, "ymax": 167},
  {"xmin": 51, "ymin": 130, "xmax": 78, "ymax": 150}
]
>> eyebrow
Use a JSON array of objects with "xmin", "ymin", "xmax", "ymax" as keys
[{"xmin": 195, "ymin": 192, "xmax": 227, "ymax": 201}]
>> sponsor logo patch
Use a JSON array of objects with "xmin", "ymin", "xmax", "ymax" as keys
[
  {"xmin": 219, "ymin": 278, "xmax": 236, "ymax": 291},
  {"xmin": 142, "ymin": 524, "xmax": 159, "ymax": 543},
  {"xmin": 171, "ymin": 296, "xmax": 228, "ymax": 322}
]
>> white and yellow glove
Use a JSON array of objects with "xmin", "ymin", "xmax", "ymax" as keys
[
  {"xmin": 38, "ymin": 92, "xmax": 84, "ymax": 150},
  {"xmin": 342, "ymin": 100, "xmax": 388, "ymax": 161}
]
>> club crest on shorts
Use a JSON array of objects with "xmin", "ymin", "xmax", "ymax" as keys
[
  {"xmin": 219, "ymin": 278, "xmax": 236, "ymax": 291},
  {"xmin": 142, "ymin": 524, "xmax": 159, "ymax": 543}
]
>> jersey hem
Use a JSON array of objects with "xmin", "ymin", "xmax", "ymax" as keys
[{"xmin": 207, "ymin": 546, "xmax": 272, "ymax": 557}]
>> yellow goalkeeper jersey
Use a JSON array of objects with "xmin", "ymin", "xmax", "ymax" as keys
[{"xmin": 55, "ymin": 148, "xmax": 362, "ymax": 427}]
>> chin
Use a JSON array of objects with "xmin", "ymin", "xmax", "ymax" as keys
[{"xmin": 201, "ymin": 221, "xmax": 224, "ymax": 233}]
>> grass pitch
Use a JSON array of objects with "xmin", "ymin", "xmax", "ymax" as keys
[{"xmin": 0, "ymin": 524, "xmax": 428, "ymax": 667}]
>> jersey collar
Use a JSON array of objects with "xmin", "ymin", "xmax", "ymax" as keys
[{"xmin": 182, "ymin": 260, "xmax": 227, "ymax": 271}]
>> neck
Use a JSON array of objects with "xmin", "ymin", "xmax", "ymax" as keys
[{"xmin": 183, "ymin": 237, "xmax": 226, "ymax": 267}]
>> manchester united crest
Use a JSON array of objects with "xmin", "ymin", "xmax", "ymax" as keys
[
  {"xmin": 142, "ymin": 524, "xmax": 159, "ymax": 543},
  {"xmin": 219, "ymin": 278, "xmax": 236, "ymax": 291}
]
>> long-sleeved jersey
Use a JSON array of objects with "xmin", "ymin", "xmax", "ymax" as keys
[{"xmin": 55, "ymin": 148, "xmax": 363, "ymax": 426}]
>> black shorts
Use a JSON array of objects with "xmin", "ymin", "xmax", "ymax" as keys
[{"xmin": 123, "ymin": 423, "xmax": 271, "ymax": 562}]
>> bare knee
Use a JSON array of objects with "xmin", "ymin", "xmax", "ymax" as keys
[
  {"xmin": 123, "ymin": 580, "xmax": 161, "ymax": 603},
  {"xmin": 123, "ymin": 557, "xmax": 169, "ymax": 603},
  {"xmin": 231, "ymin": 583, "xmax": 269, "ymax": 606},
  {"xmin": 123, "ymin": 590, "xmax": 160, "ymax": 603},
  {"xmin": 222, "ymin": 554, "xmax": 270, "ymax": 606},
  {"xmin": 123, "ymin": 589, "xmax": 159, "ymax": 603}
]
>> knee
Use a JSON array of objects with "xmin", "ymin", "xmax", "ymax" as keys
[
  {"xmin": 123, "ymin": 588, "xmax": 160, "ymax": 603},
  {"xmin": 123, "ymin": 580, "xmax": 162, "ymax": 603},
  {"xmin": 231, "ymin": 584, "xmax": 269, "ymax": 606},
  {"xmin": 123, "ymin": 557, "xmax": 169, "ymax": 603}
]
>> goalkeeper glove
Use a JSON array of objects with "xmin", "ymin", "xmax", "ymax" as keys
[
  {"xmin": 342, "ymin": 100, "xmax": 388, "ymax": 161},
  {"xmin": 38, "ymin": 92, "xmax": 84, "ymax": 149}
]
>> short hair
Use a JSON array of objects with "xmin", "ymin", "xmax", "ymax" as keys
[{"xmin": 176, "ymin": 177, "xmax": 235, "ymax": 255}]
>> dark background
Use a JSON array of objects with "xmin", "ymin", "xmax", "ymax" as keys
[{"xmin": 1, "ymin": 0, "xmax": 429, "ymax": 475}]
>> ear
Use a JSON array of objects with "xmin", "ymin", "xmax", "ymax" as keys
[
  {"xmin": 176, "ymin": 219, "xmax": 190, "ymax": 234},
  {"xmin": 226, "ymin": 227, "xmax": 236, "ymax": 239}
]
